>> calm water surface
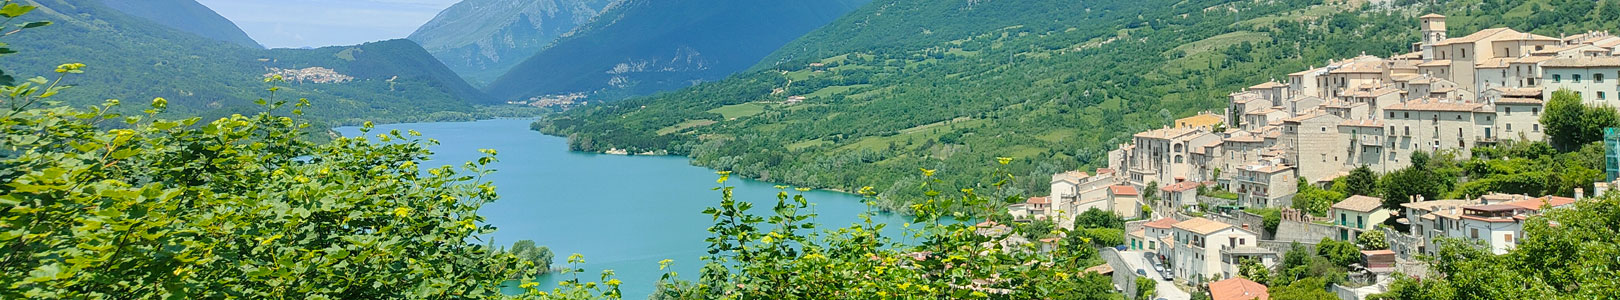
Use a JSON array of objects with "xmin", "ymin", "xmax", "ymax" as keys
[{"xmin": 336, "ymin": 119, "xmax": 909, "ymax": 298}]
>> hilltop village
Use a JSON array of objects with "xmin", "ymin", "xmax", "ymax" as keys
[{"xmin": 1006, "ymin": 14, "xmax": 1619, "ymax": 299}]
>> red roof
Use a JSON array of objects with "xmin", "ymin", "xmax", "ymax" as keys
[
  {"xmin": 1160, "ymin": 181, "xmax": 1202, "ymax": 193},
  {"xmin": 1095, "ymin": 168, "xmax": 1117, "ymax": 175},
  {"xmin": 1027, "ymin": 196, "xmax": 1050, "ymax": 205},
  {"xmin": 1109, "ymin": 185, "xmax": 1139, "ymax": 196},
  {"xmin": 1143, "ymin": 217, "xmax": 1179, "ymax": 229},
  {"xmin": 1209, "ymin": 277, "xmax": 1270, "ymax": 300},
  {"xmin": 1505, "ymin": 196, "xmax": 1576, "ymax": 211}
]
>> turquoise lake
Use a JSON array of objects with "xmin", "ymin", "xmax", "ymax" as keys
[{"xmin": 337, "ymin": 119, "xmax": 910, "ymax": 298}]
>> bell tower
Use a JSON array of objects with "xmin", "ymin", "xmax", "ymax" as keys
[{"xmin": 1420, "ymin": 14, "xmax": 1448, "ymax": 62}]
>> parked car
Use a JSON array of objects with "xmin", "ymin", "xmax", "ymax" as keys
[
  {"xmin": 1160, "ymin": 269, "xmax": 1174, "ymax": 281},
  {"xmin": 1136, "ymin": 269, "xmax": 1147, "ymax": 276},
  {"xmin": 1116, "ymin": 245, "xmax": 1128, "ymax": 251}
]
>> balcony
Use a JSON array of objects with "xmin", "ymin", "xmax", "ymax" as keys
[
  {"xmin": 1477, "ymin": 135, "xmax": 1499, "ymax": 143},
  {"xmin": 1358, "ymin": 136, "xmax": 1383, "ymax": 146}
]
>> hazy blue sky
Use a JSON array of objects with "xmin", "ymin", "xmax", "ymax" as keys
[{"xmin": 195, "ymin": 0, "xmax": 460, "ymax": 49}]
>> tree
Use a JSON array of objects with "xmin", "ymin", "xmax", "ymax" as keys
[
  {"xmin": 0, "ymin": 7, "xmax": 553, "ymax": 298},
  {"xmin": 1293, "ymin": 178, "xmax": 1344, "ymax": 217},
  {"xmin": 1136, "ymin": 276, "xmax": 1158, "ymax": 300},
  {"xmin": 1543, "ymin": 89, "xmax": 1620, "ymax": 151},
  {"xmin": 1075, "ymin": 208, "xmax": 1126, "ymax": 229},
  {"xmin": 1269, "ymin": 277, "xmax": 1339, "ymax": 300},
  {"xmin": 1238, "ymin": 257, "xmax": 1272, "ymax": 285},
  {"xmin": 511, "ymin": 240, "xmax": 557, "ymax": 277},
  {"xmin": 1316, "ymin": 237, "xmax": 1363, "ymax": 267},
  {"xmin": 1380, "ymin": 167, "xmax": 1441, "ymax": 209},
  {"xmin": 1345, "ymin": 165, "xmax": 1379, "ymax": 197},
  {"xmin": 1247, "ymin": 208, "xmax": 1281, "ymax": 234},
  {"xmin": 1144, "ymin": 181, "xmax": 1160, "ymax": 201},
  {"xmin": 1356, "ymin": 229, "xmax": 1388, "ymax": 250}
]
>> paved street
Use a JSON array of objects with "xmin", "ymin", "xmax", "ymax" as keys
[{"xmin": 1114, "ymin": 249, "xmax": 1190, "ymax": 300}]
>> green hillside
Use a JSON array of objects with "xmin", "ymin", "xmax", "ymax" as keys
[
  {"xmin": 483, "ymin": 0, "xmax": 869, "ymax": 102},
  {"xmin": 408, "ymin": 0, "xmax": 614, "ymax": 86},
  {"xmin": 535, "ymin": 0, "xmax": 1620, "ymax": 212},
  {"xmin": 4, "ymin": 0, "xmax": 495, "ymax": 126},
  {"xmin": 100, "ymin": 0, "xmax": 261, "ymax": 48}
]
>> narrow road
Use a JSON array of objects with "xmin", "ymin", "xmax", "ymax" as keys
[{"xmin": 1113, "ymin": 249, "xmax": 1191, "ymax": 300}]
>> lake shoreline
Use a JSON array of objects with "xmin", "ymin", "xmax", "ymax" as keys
[{"xmin": 335, "ymin": 119, "xmax": 911, "ymax": 298}]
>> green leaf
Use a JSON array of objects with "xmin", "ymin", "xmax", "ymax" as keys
[
  {"xmin": 0, "ymin": 3, "xmax": 35, "ymax": 18},
  {"xmin": 20, "ymin": 21, "xmax": 48, "ymax": 28}
]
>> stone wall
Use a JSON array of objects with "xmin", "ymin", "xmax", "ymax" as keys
[
  {"xmin": 1273, "ymin": 218, "xmax": 1336, "ymax": 243},
  {"xmin": 1203, "ymin": 211, "xmax": 1270, "ymax": 239},
  {"xmin": 1257, "ymin": 240, "xmax": 1316, "ymax": 256},
  {"xmin": 1102, "ymin": 248, "xmax": 1136, "ymax": 297}
]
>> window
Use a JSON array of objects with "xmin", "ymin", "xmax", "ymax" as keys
[
  {"xmin": 1555, "ymin": 74, "xmax": 1562, "ymax": 83},
  {"xmin": 1404, "ymin": 112, "xmax": 1410, "ymax": 118},
  {"xmin": 1535, "ymin": 124, "xmax": 1541, "ymax": 132},
  {"xmin": 1471, "ymin": 228, "xmax": 1479, "ymax": 239},
  {"xmin": 1389, "ymin": 112, "xmax": 1395, "ymax": 118},
  {"xmin": 1506, "ymin": 107, "xmax": 1512, "ymax": 114},
  {"xmin": 1507, "ymin": 123, "xmax": 1513, "ymax": 132},
  {"xmin": 1602, "ymin": 91, "xmax": 1609, "ymax": 100},
  {"xmin": 1461, "ymin": 48, "xmax": 1467, "ymax": 58},
  {"xmin": 1321, "ymin": 127, "xmax": 1327, "ymax": 132},
  {"xmin": 1405, "ymin": 126, "xmax": 1411, "ymax": 136},
  {"xmin": 1505, "ymin": 233, "xmax": 1514, "ymax": 243},
  {"xmin": 1533, "ymin": 108, "xmax": 1541, "ymax": 115},
  {"xmin": 1576, "ymin": 74, "xmax": 1583, "ymax": 83},
  {"xmin": 1600, "ymin": 73, "xmax": 1607, "ymax": 83}
]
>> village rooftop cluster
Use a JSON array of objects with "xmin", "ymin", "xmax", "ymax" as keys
[{"xmin": 1004, "ymin": 14, "xmax": 1619, "ymax": 299}]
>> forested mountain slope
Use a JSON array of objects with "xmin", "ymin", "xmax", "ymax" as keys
[
  {"xmin": 408, "ymin": 0, "xmax": 615, "ymax": 86},
  {"xmin": 6, "ymin": 0, "xmax": 494, "ymax": 125},
  {"xmin": 536, "ymin": 0, "xmax": 1620, "ymax": 212},
  {"xmin": 483, "ymin": 0, "xmax": 869, "ymax": 102},
  {"xmin": 100, "ymin": 0, "xmax": 261, "ymax": 48}
]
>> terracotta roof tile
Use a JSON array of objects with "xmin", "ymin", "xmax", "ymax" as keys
[
  {"xmin": 1209, "ymin": 277, "xmax": 1270, "ymax": 300},
  {"xmin": 1027, "ymin": 197, "xmax": 1050, "ymax": 205},
  {"xmin": 1161, "ymin": 181, "xmax": 1203, "ymax": 193},
  {"xmin": 1383, "ymin": 100, "xmax": 1487, "ymax": 112},
  {"xmin": 1144, "ymin": 217, "xmax": 1180, "ymax": 229},
  {"xmin": 1109, "ymin": 185, "xmax": 1139, "ymax": 196},
  {"xmin": 1543, "ymin": 57, "xmax": 1620, "ymax": 68},
  {"xmin": 1173, "ymin": 217, "xmax": 1235, "ymax": 235},
  {"xmin": 1332, "ymin": 195, "xmax": 1385, "ymax": 212}
]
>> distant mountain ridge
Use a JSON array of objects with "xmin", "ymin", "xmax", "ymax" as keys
[
  {"xmin": 7, "ymin": 0, "xmax": 492, "ymax": 125},
  {"xmin": 409, "ymin": 0, "xmax": 615, "ymax": 87},
  {"xmin": 483, "ymin": 0, "xmax": 870, "ymax": 102},
  {"xmin": 99, "ymin": 0, "xmax": 261, "ymax": 48}
]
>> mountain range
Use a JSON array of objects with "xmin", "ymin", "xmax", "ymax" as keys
[
  {"xmin": 101, "ymin": 0, "xmax": 261, "ymax": 48},
  {"xmin": 408, "ymin": 0, "xmax": 615, "ymax": 87},
  {"xmin": 532, "ymin": 0, "xmax": 1612, "ymax": 210},
  {"xmin": 7, "ymin": 0, "xmax": 492, "ymax": 125},
  {"xmin": 481, "ymin": 0, "xmax": 870, "ymax": 101}
]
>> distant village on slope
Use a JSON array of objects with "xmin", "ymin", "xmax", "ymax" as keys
[{"xmin": 995, "ymin": 14, "xmax": 1620, "ymax": 300}]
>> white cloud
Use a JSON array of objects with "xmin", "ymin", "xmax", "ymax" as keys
[{"xmin": 194, "ymin": 0, "xmax": 461, "ymax": 48}]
